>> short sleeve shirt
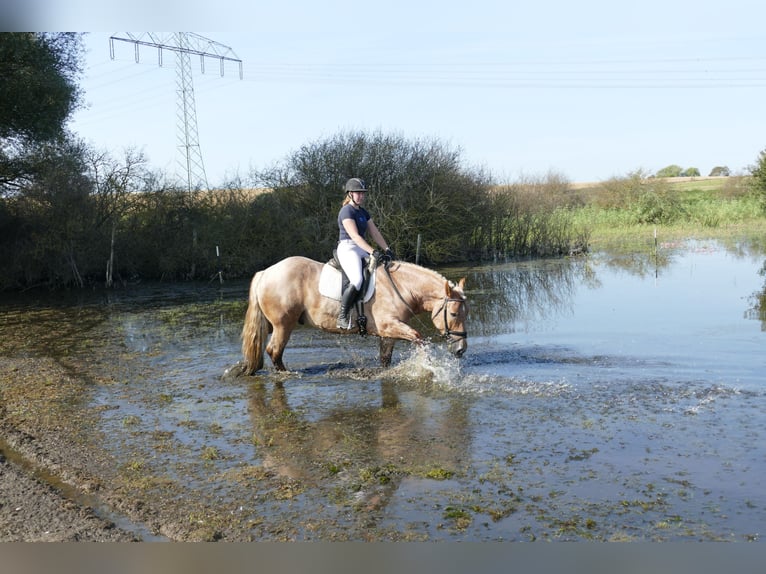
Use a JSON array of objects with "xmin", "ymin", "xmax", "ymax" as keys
[{"xmin": 338, "ymin": 204, "xmax": 370, "ymax": 241}]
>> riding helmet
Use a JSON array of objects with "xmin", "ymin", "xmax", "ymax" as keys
[{"xmin": 344, "ymin": 178, "xmax": 368, "ymax": 193}]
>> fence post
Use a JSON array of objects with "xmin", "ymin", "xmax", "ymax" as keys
[{"xmin": 415, "ymin": 234, "xmax": 422, "ymax": 265}]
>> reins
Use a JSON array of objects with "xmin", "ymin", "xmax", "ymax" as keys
[{"xmin": 382, "ymin": 263, "xmax": 467, "ymax": 344}]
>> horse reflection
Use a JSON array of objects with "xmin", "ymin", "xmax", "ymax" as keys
[{"xmin": 247, "ymin": 379, "xmax": 469, "ymax": 511}]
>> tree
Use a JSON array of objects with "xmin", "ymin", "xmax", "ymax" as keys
[
  {"xmin": 681, "ymin": 167, "xmax": 700, "ymax": 177},
  {"xmin": 87, "ymin": 148, "xmax": 149, "ymax": 286},
  {"xmin": 655, "ymin": 165, "xmax": 683, "ymax": 178},
  {"xmin": 709, "ymin": 166, "xmax": 730, "ymax": 177},
  {"xmin": 0, "ymin": 33, "xmax": 84, "ymax": 193},
  {"xmin": 6, "ymin": 136, "xmax": 94, "ymax": 287},
  {"xmin": 250, "ymin": 130, "xmax": 492, "ymax": 263},
  {"xmin": 749, "ymin": 148, "xmax": 766, "ymax": 210}
]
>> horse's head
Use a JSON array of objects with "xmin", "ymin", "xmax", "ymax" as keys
[{"xmin": 432, "ymin": 277, "xmax": 468, "ymax": 358}]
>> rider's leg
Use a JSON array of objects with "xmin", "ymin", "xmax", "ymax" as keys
[
  {"xmin": 336, "ymin": 241, "xmax": 365, "ymax": 330},
  {"xmin": 336, "ymin": 284, "xmax": 359, "ymax": 329}
]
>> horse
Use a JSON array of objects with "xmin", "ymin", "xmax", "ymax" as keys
[{"xmin": 240, "ymin": 256, "xmax": 468, "ymax": 374}]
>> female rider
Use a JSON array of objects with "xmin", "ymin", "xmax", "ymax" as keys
[{"xmin": 336, "ymin": 177, "xmax": 393, "ymax": 329}]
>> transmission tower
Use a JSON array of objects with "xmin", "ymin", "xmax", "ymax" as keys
[{"xmin": 109, "ymin": 33, "xmax": 243, "ymax": 192}]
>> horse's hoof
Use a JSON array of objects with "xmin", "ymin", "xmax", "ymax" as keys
[{"xmin": 222, "ymin": 361, "xmax": 249, "ymax": 379}]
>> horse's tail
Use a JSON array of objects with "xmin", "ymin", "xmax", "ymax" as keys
[{"xmin": 241, "ymin": 271, "xmax": 268, "ymax": 374}]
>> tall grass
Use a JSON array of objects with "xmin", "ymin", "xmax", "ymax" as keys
[
  {"xmin": 479, "ymin": 172, "xmax": 590, "ymax": 259},
  {"xmin": 570, "ymin": 174, "xmax": 765, "ymax": 250}
]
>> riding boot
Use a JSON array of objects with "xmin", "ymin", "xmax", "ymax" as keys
[{"xmin": 336, "ymin": 285, "xmax": 359, "ymax": 329}]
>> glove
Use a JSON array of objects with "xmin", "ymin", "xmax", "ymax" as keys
[{"xmin": 384, "ymin": 248, "xmax": 395, "ymax": 260}]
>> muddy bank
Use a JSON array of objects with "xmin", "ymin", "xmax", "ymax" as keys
[
  {"xmin": 0, "ymin": 443, "xmax": 137, "ymax": 542},
  {"xmin": 0, "ymin": 353, "xmax": 237, "ymax": 542},
  {"xmin": 0, "ymin": 358, "xmax": 138, "ymax": 541}
]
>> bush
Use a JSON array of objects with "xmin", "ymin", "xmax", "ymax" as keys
[
  {"xmin": 749, "ymin": 148, "xmax": 766, "ymax": 212},
  {"xmin": 632, "ymin": 188, "xmax": 684, "ymax": 224},
  {"xmin": 589, "ymin": 169, "xmax": 650, "ymax": 209},
  {"xmin": 250, "ymin": 130, "xmax": 493, "ymax": 264}
]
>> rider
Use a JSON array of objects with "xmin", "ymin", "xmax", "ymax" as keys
[{"xmin": 336, "ymin": 177, "xmax": 394, "ymax": 329}]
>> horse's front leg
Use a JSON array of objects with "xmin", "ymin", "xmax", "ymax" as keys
[
  {"xmin": 375, "ymin": 320, "xmax": 429, "ymax": 367},
  {"xmin": 379, "ymin": 337, "xmax": 396, "ymax": 367}
]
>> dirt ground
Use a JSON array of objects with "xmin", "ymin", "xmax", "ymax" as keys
[
  {"xmin": 0, "ymin": 357, "xmax": 140, "ymax": 542},
  {"xmin": 0, "ymin": 448, "xmax": 137, "ymax": 542}
]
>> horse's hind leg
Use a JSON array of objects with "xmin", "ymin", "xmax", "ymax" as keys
[{"xmin": 266, "ymin": 324, "xmax": 294, "ymax": 371}]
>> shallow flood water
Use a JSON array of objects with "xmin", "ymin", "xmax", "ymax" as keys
[{"xmin": 2, "ymin": 238, "xmax": 765, "ymax": 540}]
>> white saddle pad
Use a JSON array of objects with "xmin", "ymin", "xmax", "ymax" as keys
[{"xmin": 318, "ymin": 263, "xmax": 375, "ymax": 302}]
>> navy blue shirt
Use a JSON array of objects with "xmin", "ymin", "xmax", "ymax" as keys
[{"xmin": 338, "ymin": 204, "xmax": 370, "ymax": 241}]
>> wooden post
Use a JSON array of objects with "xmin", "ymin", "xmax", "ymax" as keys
[
  {"xmin": 415, "ymin": 233, "xmax": 422, "ymax": 265},
  {"xmin": 216, "ymin": 245, "xmax": 223, "ymax": 285}
]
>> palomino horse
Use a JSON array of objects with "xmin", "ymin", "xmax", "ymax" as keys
[{"xmin": 240, "ymin": 256, "xmax": 467, "ymax": 373}]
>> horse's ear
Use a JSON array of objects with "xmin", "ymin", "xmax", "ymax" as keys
[
  {"xmin": 457, "ymin": 277, "xmax": 466, "ymax": 291},
  {"xmin": 444, "ymin": 280, "xmax": 451, "ymax": 297}
]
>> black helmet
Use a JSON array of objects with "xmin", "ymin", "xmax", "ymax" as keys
[{"xmin": 344, "ymin": 178, "xmax": 368, "ymax": 193}]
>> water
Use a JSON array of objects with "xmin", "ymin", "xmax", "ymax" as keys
[
  {"xmin": 1, "ymin": 238, "xmax": 764, "ymax": 541},
  {"xmin": 463, "ymin": 241, "xmax": 764, "ymax": 390}
]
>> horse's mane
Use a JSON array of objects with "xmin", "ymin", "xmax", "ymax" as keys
[{"xmin": 389, "ymin": 261, "xmax": 464, "ymax": 295}]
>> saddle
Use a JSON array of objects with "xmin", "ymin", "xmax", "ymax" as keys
[
  {"xmin": 318, "ymin": 252, "xmax": 378, "ymax": 335},
  {"xmin": 318, "ymin": 251, "xmax": 377, "ymax": 303}
]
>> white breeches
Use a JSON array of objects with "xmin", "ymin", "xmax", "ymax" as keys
[{"xmin": 337, "ymin": 239, "xmax": 366, "ymax": 290}]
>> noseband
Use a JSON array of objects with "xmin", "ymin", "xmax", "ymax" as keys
[{"xmin": 433, "ymin": 296, "xmax": 467, "ymax": 343}]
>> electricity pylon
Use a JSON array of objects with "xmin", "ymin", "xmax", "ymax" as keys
[{"xmin": 109, "ymin": 33, "xmax": 243, "ymax": 192}]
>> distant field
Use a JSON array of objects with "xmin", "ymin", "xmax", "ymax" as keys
[
  {"xmin": 571, "ymin": 176, "xmax": 735, "ymax": 192},
  {"xmin": 660, "ymin": 176, "xmax": 737, "ymax": 192},
  {"xmin": 570, "ymin": 174, "xmax": 764, "ymax": 251}
]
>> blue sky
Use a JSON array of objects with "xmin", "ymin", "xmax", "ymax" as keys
[{"xmin": 13, "ymin": 0, "xmax": 766, "ymax": 187}]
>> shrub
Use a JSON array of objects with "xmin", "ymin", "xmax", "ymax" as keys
[
  {"xmin": 749, "ymin": 148, "xmax": 766, "ymax": 212},
  {"xmin": 250, "ymin": 130, "xmax": 493, "ymax": 264},
  {"xmin": 632, "ymin": 187, "xmax": 685, "ymax": 224}
]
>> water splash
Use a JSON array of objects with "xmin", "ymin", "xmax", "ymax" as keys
[
  {"xmin": 385, "ymin": 343, "xmax": 572, "ymax": 398},
  {"xmin": 385, "ymin": 342, "xmax": 463, "ymax": 390}
]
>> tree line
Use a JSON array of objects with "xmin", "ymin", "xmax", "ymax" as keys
[
  {"xmin": 0, "ymin": 128, "xmax": 588, "ymax": 290},
  {"xmin": 3, "ymin": 33, "xmax": 766, "ymax": 291},
  {"xmin": 0, "ymin": 34, "xmax": 589, "ymax": 290}
]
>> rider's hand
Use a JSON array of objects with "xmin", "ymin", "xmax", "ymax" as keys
[
  {"xmin": 384, "ymin": 248, "xmax": 395, "ymax": 260},
  {"xmin": 372, "ymin": 249, "xmax": 383, "ymax": 262}
]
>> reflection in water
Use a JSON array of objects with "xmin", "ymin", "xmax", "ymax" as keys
[
  {"xmin": 463, "ymin": 258, "xmax": 599, "ymax": 337},
  {"xmin": 597, "ymin": 248, "xmax": 672, "ymax": 278},
  {"xmin": 247, "ymin": 376, "xmax": 470, "ymax": 512},
  {"xmin": 465, "ymin": 245, "xmax": 673, "ymax": 326},
  {"xmin": 746, "ymin": 259, "xmax": 766, "ymax": 330},
  {"xmin": 463, "ymin": 239, "xmax": 766, "ymax": 341}
]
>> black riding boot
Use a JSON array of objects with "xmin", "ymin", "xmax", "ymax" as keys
[{"xmin": 336, "ymin": 285, "xmax": 359, "ymax": 329}]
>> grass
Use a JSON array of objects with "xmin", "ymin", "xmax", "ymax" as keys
[{"xmin": 570, "ymin": 177, "xmax": 766, "ymax": 251}]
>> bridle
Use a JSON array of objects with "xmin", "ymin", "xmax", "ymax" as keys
[
  {"xmin": 432, "ymin": 296, "xmax": 468, "ymax": 344},
  {"xmin": 383, "ymin": 263, "xmax": 467, "ymax": 344}
]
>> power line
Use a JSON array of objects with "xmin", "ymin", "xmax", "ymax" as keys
[
  {"xmin": 232, "ymin": 55, "xmax": 766, "ymax": 89},
  {"xmin": 109, "ymin": 33, "xmax": 243, "ymax": 192}
]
